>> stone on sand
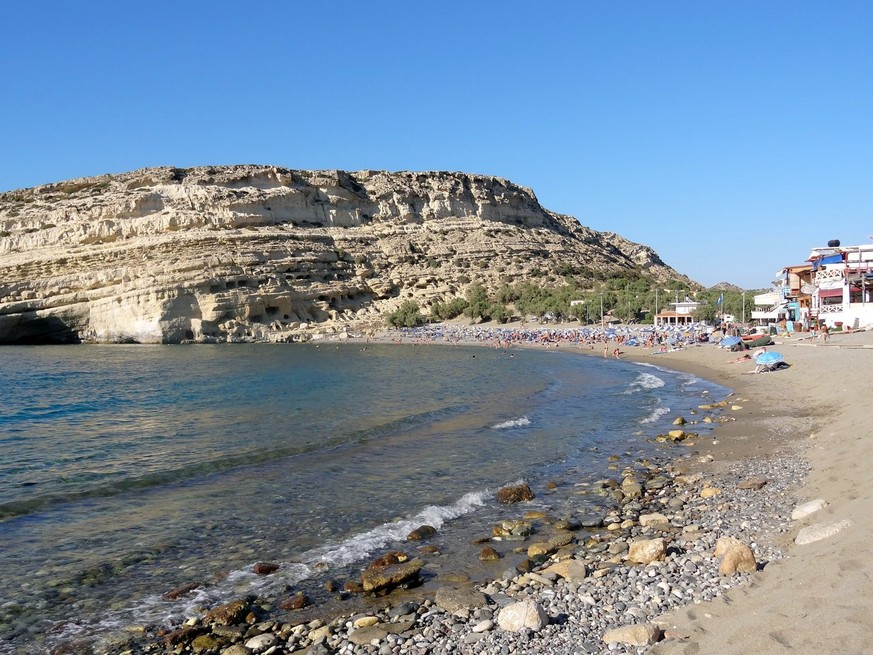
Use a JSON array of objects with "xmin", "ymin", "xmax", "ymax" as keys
[
  {"xmin": 791, "ymin": 498, "xmax": 828, "ymax": 520},
  {"xmin": 795, "ymin": 519, "xmax": 853, "ymax": 545},
  {"xmin": 602, "ymin": 623, "xmax": 661, "ymax": 646}
]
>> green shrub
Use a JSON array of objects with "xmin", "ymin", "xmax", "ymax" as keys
[
  {"xmin": 463, "ymin": 284, "xmax": 491, "ymax": 320},
  {"xmin": 489, "ymin": 303, "xmax": 510, "ymax": 324},
  {"xmin": 386, "ymin": 300, "xmax": 424, "ymax": 327},
  {"xmin": 431, "ymin": 297, "xmax": 469, "ymax": 321}
]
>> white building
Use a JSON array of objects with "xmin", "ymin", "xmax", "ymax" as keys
[
  {"xmin": 751, "ymin": 290, "xmax": 790, "ymax": 325},
  {"xmin": 654, "ymin": 297, "xmax": 701, "ymax": 326},
  {"xmin": 807, "ymin": 243, "xmax": 873, "ymax": 328}
]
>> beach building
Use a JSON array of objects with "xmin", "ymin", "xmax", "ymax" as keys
[
  {"xmin": 770, "ymin": 241, "xmax": 873, "ymax": 330},
  {"xmin": 654, "ymin": 297, "xmax": 700, "ymax": 326},
  {"xmin": 754, "ymin": 263, "xmax": 814, "ymax": 328},
  {"xmin": 751, "ymin": 291, "xmax": 788, "ymax": 326}
]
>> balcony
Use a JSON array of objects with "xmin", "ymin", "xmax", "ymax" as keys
[{"xmin": 820, "ymin": 303, "xmax": 844, "ymax": 314}]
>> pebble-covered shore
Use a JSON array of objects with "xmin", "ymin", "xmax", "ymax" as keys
[{"xmin": 74, "ymin": 402, "xmax": 809, "ymax": 655}]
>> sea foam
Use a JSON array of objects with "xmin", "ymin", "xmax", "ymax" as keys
[
  {"xmin": 640, "ymin": 403, "xmax": 671, "ymax": 424},
  {"xmin": 624, "ymin": 372, "xmax": 666, "ymax": 393},
  {"xmin": 492, "ymin": 416, "xmax": 532, "ymax": 429},
  {"xmin": 306, "ymin": 489, "xmax": 490, "ymax": 568}
]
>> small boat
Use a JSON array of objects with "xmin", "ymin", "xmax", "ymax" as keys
[{"xmin": 741, "ymin": 333, "xmax": 772, "ymax": 347}]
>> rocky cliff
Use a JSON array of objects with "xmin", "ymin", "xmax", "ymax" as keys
[{"xmin": 0, "ymin": 166, "xmax": 690, "ymax": 343}]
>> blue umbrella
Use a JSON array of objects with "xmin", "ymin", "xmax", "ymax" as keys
[
  {"xmin": 755, "ymin": 351, "xmax": 783, "ymax": 365},
  {"xmin": 720, "ymin": 336, "xmax": 742, "ymax": 347}
]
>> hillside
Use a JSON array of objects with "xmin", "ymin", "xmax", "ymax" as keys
[{"xmin": 0, "ymin": 166, "xmax": 694, "ymax": 343}]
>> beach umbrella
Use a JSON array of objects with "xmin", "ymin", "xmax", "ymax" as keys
[
  {"xmin": 720, "ymin": 336, "xmax": 741, "ymax": 347},
  {"xmin": 755, "ymin": 351, "xmax": 783, "ymax": 365}
]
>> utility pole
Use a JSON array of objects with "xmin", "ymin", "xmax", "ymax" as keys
[
  {"xmin": 599, "ymin": 292, "xmax": 604, "ymax": 329},
  {"xmin": 625, "ymin": 283, "xmax": 630, "ymax": 324}
]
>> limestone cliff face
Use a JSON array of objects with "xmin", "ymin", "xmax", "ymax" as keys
[{"xmin": 0, "ymin": 166, "xmax": 690, "ymax": 343}]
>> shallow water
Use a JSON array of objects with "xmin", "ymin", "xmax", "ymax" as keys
[{"xmin": 0, "ymin": 343, "xmax": 727, "ymax": 653}]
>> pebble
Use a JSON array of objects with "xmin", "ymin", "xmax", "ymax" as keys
[
  {"xmin": 244, "ymin": 632, "xmax": 277, "ymax": 652},
  {"xmin": 112, "ymin": 451, "xmax": 808, "ymax": 655}
]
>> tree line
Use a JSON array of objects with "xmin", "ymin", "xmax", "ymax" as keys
[{"xmin": 386, "ymin": 278, "xmax": 764, "ymax": 328}]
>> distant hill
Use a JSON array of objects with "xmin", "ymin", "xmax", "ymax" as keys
[{"xmin": 711, "ymin": 282, "xmax": 743, "ymax": 291}]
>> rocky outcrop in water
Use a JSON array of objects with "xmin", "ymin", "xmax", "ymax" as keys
[{"xmin": 0, "ymin": 166, "xmax": 690, "ymax": 343}]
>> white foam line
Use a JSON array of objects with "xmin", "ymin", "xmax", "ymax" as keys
[{"xmin": 493, "ymin": 416, "xmax": 531, "ymax": 430}]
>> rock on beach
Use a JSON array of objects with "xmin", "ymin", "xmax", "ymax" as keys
[
  {"xmin": 791, "ymin": 498, "xmax": 828, "ymax": 520},
  {"xmin": 628, "ymin": 538, "xmax": 666, "ymax": 564},
  {"xmin": 435, "ymin": 586, "xmax": 488, "ymax": 613},
  {"xmin": 795, "ymin": 519, "xmax": 853, "ymax": 545},
  {"xmin": 360, "ymin": 558, "xmax": 423, "ymax": 593},
  {"xmin": 603, "ymin": 623, "xmax": 662, "ymax": 646},
  {"xmin": 497, "ymin": 599, "xmax": 549, "ymax": 632},
  {"xmin": 715, "ymin": 539, "xmax": 757, "ymax": 575},
  {"xmin": 496, "ymin": 482, "xmax": 535, "ymax": 504}
]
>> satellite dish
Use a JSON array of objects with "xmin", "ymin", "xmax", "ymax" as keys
[{"xmin": 800, "ymin": 284, "xmax": 815, "ymax": 294}]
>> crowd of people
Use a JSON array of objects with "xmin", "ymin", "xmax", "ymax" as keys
[{"xmin": 382, "ymin": 322, "xmax": 715, "ymax": 353}]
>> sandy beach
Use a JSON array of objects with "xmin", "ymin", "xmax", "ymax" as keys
[{"xmin": 626, "ymin": 329, "xmax": 873, "ymax": 655}]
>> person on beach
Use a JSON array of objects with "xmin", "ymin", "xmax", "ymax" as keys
[{"xmin": 819, "ymin": 321, "xmax": 830, "ymax": 341}]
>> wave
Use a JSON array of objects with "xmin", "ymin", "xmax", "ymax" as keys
[
  {"xmin": 639, "ymin": 403, "xmax": 671, "ymax": 424},
  {"xmin": 304, "ymin": 488, "xmax": 490, "ymax": 568},
  {"xmin": 492, "ymin": 416, "xmax": 531, "ymax": 430},
  {"xmin": 624, "ymin": 372, "xmax": 665, "ymax": 394}
]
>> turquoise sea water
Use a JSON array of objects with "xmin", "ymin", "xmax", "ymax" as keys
[{"xmin": 0, "ymin": 343, "xmax": 728, "ymax": 653}]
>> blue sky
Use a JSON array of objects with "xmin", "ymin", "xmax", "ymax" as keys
[{"xmin": 3, "ymin": 1, "xmax": 872, "ymax": 289}]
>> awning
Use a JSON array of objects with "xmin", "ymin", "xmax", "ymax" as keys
[
  {"xmin": 812, "ymin": 254, "xmax": 844, "ymax": 271},
  {"xmin": 818, "ymin": 288, "xmax": 843, "ymax": 298}
]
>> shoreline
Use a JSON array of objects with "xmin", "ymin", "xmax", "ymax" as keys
[
  {"xmin": 343, "ymin": 322, "xmax": 873, "ymax": 653},
  {"xmin": 38, "ymin": 324, "xmax": 873, "ymax": 654}
]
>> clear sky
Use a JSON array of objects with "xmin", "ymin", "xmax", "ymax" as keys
[{"xmin": 3, "ymin": 1, "xmax": 872, "ymax": 289}]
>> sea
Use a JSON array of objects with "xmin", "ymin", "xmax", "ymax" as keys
[{"xmin": 0, "ymin": 343, "xmax": 729, "ymax": 654}]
